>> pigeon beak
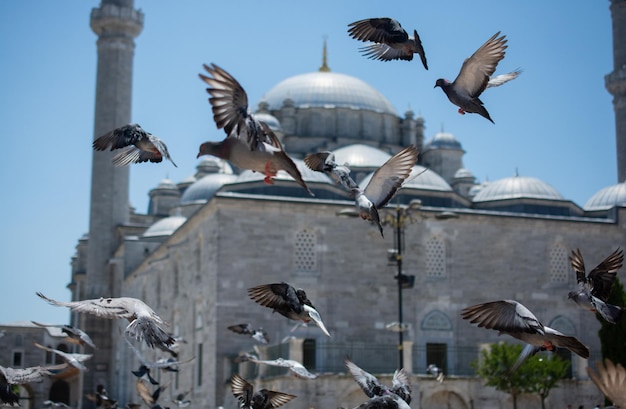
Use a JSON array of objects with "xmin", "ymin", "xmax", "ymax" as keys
[{"xmin": 304, "ymin": 305, "xmax": 330, "ymax": 337}]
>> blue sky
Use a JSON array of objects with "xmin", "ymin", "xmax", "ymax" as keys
[{"xmin": 0, "ymin": 1, "xmax": 617, "ymax": 324}]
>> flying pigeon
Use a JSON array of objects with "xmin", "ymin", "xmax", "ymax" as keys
[
  {"xmin": 586, "ymin": 359, "xmax": 626, "ymax": 408},
  {"xmin": 304, "ymin": 151, "xmax": 359, "ymax": 192},
  {"xmin": 86, "ymin": 385, "xmax": 117, "ymax": 409},
  {"xmin": 247, "ymin": 282, "xmax": 330, "ymax": 337},
  {"xmin": 353, "ymin": 394, "xmax": 411, "ymax": 409},
  {"xmin": 568, "ymin": 248, "xmax": 624, "ymax": 324},
  {"xmin": 352, "ymin": 145, "xmax": 418, "ymax": 237},
  {"xmin": 461, "ymin": 299, "xmax": 590, "ymax": 371},
  {"xmin": 434, "ymin": 32, "xmax": 518, "ymax": 123},
  {"xmin": 197, "ymin": 63, "xmax": 313, "ymax": 196},
  {"xmin": 136, "ymin": 379, "xmax": 169, "ymax": 407},
  {"xmin": 0, "ymin": 363, "xmax": 68, "ymax": 385},
  {"xmin": 172, "ymin": 391, "xmax": 191, "ymax": 408},
  {"xmin": 228, "ymin": 323, "xmax": 270, "ymax": 344},
  {"xmin": 93, "ymin": 123, "xmax": 177, "ymax": 167},
  {"xmin": 31, "ymin": 321, "xmax": 96, "ymax": 348},
  {"xmin": 33, "ymin": 342, "xmax": 92, "ymax": 371},
  {"xmin": 43, "ymin": 400, "xmax": 72, "ymax": 409},
  {"xmin": 126, "ymin": 337, "xmax": 194, "ymax": 381},
  {"xmin": 36, "ymin": 292, "xmax": 176, "ymax": 355},
  {"xmin": 344, "ymin": 359, "xmax": 411, "ymax": 404},
  {"xmin": 245, "ymin": 356, "xmax": 317, "ymax": 380},
  {"xmin": 426, "ymin": 364, "xmax": 445, "ymax": 383},
  {"xmin": 231, "ymin": 374, "xmax": 296, "ymax": 409},
  {"xmin": 347, "ymin": 18, "xmax": 428, "ymax": 69},
  {"xmin": 0, "ymin": 384, "xmax": 19, "ymax": 407}
]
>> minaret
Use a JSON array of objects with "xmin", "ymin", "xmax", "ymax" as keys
[
  {"xmin": 83, "ymin": 0, "xmax": 143, "ymax": 401},
  {"xmin": 606, "ymin": 0, "xmax": 626, "ymax": 181}
]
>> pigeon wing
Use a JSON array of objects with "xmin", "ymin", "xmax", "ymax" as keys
[
  {"xmin": 358, "ymin": 43, "xmax": 413, "ymax": 62},
  {"xmin": 486, "ymin": 69, "xmax": 522, "ymax": 88},
  {"xmin": 231, "ymin": 374, "xmax": 254, "ymax": 408},
  {"xmin": 92, "ymin": 124, "xmax": 146, "ymax": 151},
  {"xmin": 453, "ymin": 32, "xmax": 508, "ymax": 98},
  {"xmin": 345, "ymin": 359, "xmax": 385, "ymax": 398},
  {"xmin": 36, "ymin": 292, "xmax": 134, "ymax": 320},
  {"xmin": 348, "ymin": 18, "xmax": 408, "ymax": 44},
  {"xmin": 461, "ymin": 299, "xmax": 544, "ymax": 335},
  {"xmin": 587, "ymin": 359, "xmax": 626, "ymax": 408},
  {"xmin": 363, "ymin": 145, "xmax": 418, "ymax": 209},
  {"xmin": 587, "ymin": 248, "xmax": 623, "ymax": 301},
  {"xmin": 265, "ymin": 390, "xmax": 297, "ymax": 408}
]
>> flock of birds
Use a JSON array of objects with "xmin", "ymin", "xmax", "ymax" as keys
[{"xmin": 3, "ymin": 16, "xmax": 625, "ymax": 409}]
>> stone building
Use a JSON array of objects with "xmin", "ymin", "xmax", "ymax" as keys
[{"xmin": 3, "ymin": 1, "xmax": 621, "ymax": 409}]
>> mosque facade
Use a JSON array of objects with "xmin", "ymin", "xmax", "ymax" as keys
[{"xmin": 3, "ymin": 1, "xmax": 626, "ymax": 409}]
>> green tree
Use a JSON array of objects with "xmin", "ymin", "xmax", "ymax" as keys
[{"xmin": 473, "ymin": 342, "xmax": 569, "ymax": 409}]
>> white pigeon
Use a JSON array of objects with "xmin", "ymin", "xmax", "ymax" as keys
[
  {"xmin": 426, "ymin": 364, "xmax": 445, "ymax": 383},
  {"xmin": 33, "ymin": 342, "xmax": 92, "ymax": 371},
  {"xmin": 0, "ymin": 363, "xmax": 68, "ymax": 384},
  {"xmin": 461, "ymin": 299, "xmax": 590, "ymax": 371},
  {"xmin": 246, "ymin": 356, "xmax": 317, "ymax": 380},
  {"xmin": 352, "ymin": 145, "xmax": 418, "ymax": 237},
  {"xmin": 36, "ymin": 292, "xmax": 176, "ymax": 355}
]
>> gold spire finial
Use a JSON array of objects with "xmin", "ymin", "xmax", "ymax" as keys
[{"xmin": 319, "ymin": 36, "xmax": 330, "ymax": 72}]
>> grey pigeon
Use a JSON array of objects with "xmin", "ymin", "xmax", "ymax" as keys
[
  {"xmin": 347, "ymin": 18, "xmax": 428, "ymax": 69},
  {"xmin": 245, "ymin": 356, "xmax": 317, "ymax": 380},
  {"xmin": 227, "ymin": 323, "xmax": 270, "ymax": 344},
  {"xmin": 304, "ymin": 151, "xmax": 359, "ymax": 192},
  {"xmin": 172, "ymin": 391, "xmax": 191, "ymax": 408},
  {"xmin": 33, "ymin": 342, "xmax": 92, "ymax": 371},
  {"xmin": 93, "ymin": 123, "xmax": 177, "ymax": 167},
  {"xmin": 43, "ymin": 400, "xmax": 72, "ymax": 409},
  {"xmin": 31, "ymin": 321, "xmax": 96, "ymax": 348},
  {"xmin": 247, "ymin": 282, "xmax": 330, "ymax": 337},
  {"xmin": 461, "ymin": 299, "xmax": 590, "ymax": 371},
  {"xmin": 352, "ymin": 145, "xmax": 418, "ymax": 237},
  {"xmin": 125, "ymin": 335, "xmax": 194, "ymax": 375},
  {"xmin": 426, "ymin": 364, "xmax": 445, "ymax": 383},
  {"xmin": 345, "ymin": 359, "xmax": 411, "ymax": 404},
  {"xmin": 0, "ymin": 363, "xmax": 68, "ymax": 385},
  {"xmin": 353, "ymin": 394, "xmax": 411, "ymax": 409},
  {"xmin": 434, "ymin": 32, "xmax": 516, "ymax": 123},
  {"xmin": 36, "ymin": 292, "xmax": 176, "ymax": 356},
  {"xmin": 568, "ymin": 248, "xmax": 624, "ymax": 323},
  {"xmin": 231, "ymin": 374, "xmax": 296, "ymax": 409},
  {"xmin": 197, "ymin": 63, "xmax": 313, "ymax": 196},
  {"xmin": 587, "ymin": 359, "xmax": 626, "ymax": 408}
]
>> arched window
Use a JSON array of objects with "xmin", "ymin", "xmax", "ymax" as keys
[{"xmin": 421, "ymin": 310, "xmax": 453, "ymax": 331}]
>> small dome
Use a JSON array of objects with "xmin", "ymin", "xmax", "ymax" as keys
[
  {"xmin": 423, "ymin": 132, "xmax": 463, "ymax": 150},
  {"xmin": 360, "ymin": 166, "xmax": 452, "ymax": 192},
  {"xmin": 332, "ymin": 144, "xmax": 393, "ymax": 168},
  {"xmin": 468, "ymin": 181, "xmax": 490, "ymax": 198},
  {"xmin": 143, "ymin": 215, "xmax": 187, "ymax": 238},
  {"xmin": 473, "ymin": 176, "xmax": 564, "ymax": 202},
  {"xmin": 261, "ymin": 71, "xmax": 397, "ymax": 115},
  {"xmin": 181, "ymin": 173, "xmax": 239, "ymax": 204},
  {"xmin": 234, "ymin": 158, "xmax": 333, "ymax": 185},
  {"xmin": 154, "ymin": 178, "xmax": 177, "ymax": 190},
  {"xmin": 454, "ymin": 168, "xmax": 474, "ymax": 179},
  {"xmin": 253, "ymin": 112, "xmax": 282, "ymax": 132},
  {"xmin": 584, "ymin": 182, "xmax": 626, "ymax": 210},
  {"xmin": 196, "ymin": 157, "xmax": 233, "ymax": 176}
]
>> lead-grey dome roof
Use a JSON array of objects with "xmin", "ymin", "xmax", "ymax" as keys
[
  {"xmin": 359, "ymin": 166, "xmax": 452, "ymax": 192},
  {"xmin": 473, "ymin": 175, "xmax": 564, "ymax": 202},
  {"xmin": 423, "ymin": 132, "xmax": 463, "ymax": 150},
  {"xmin": 143, "ymin": 214, "xmax": 187, "ymax": 237},
  {"xmin": 181, "ymin": 172, "xmax": 239, "ymax": 204},
  {"xmin": 332, "ymin": 144, "xmax": 393, "ymax": 168},
  {"xmin": 584, "ymin": 182, "xmax": 626, "ymax": 210},
  {"xmin": 261, "ymin": 71, "xmax": 397, "ymax": 115}
]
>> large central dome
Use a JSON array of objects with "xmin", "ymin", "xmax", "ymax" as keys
[{"xmin": 261, "ymin": 71, "xmax": 397, "ymax": 115}]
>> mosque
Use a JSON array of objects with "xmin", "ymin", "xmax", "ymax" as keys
[{"xmin": 3, "ymin": 1, "xmax": 626, "ymax": 409}]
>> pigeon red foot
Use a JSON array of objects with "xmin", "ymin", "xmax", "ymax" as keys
[{"xmin": 263, "ymin": 162, "xmax": 277, "ymax": 184}]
